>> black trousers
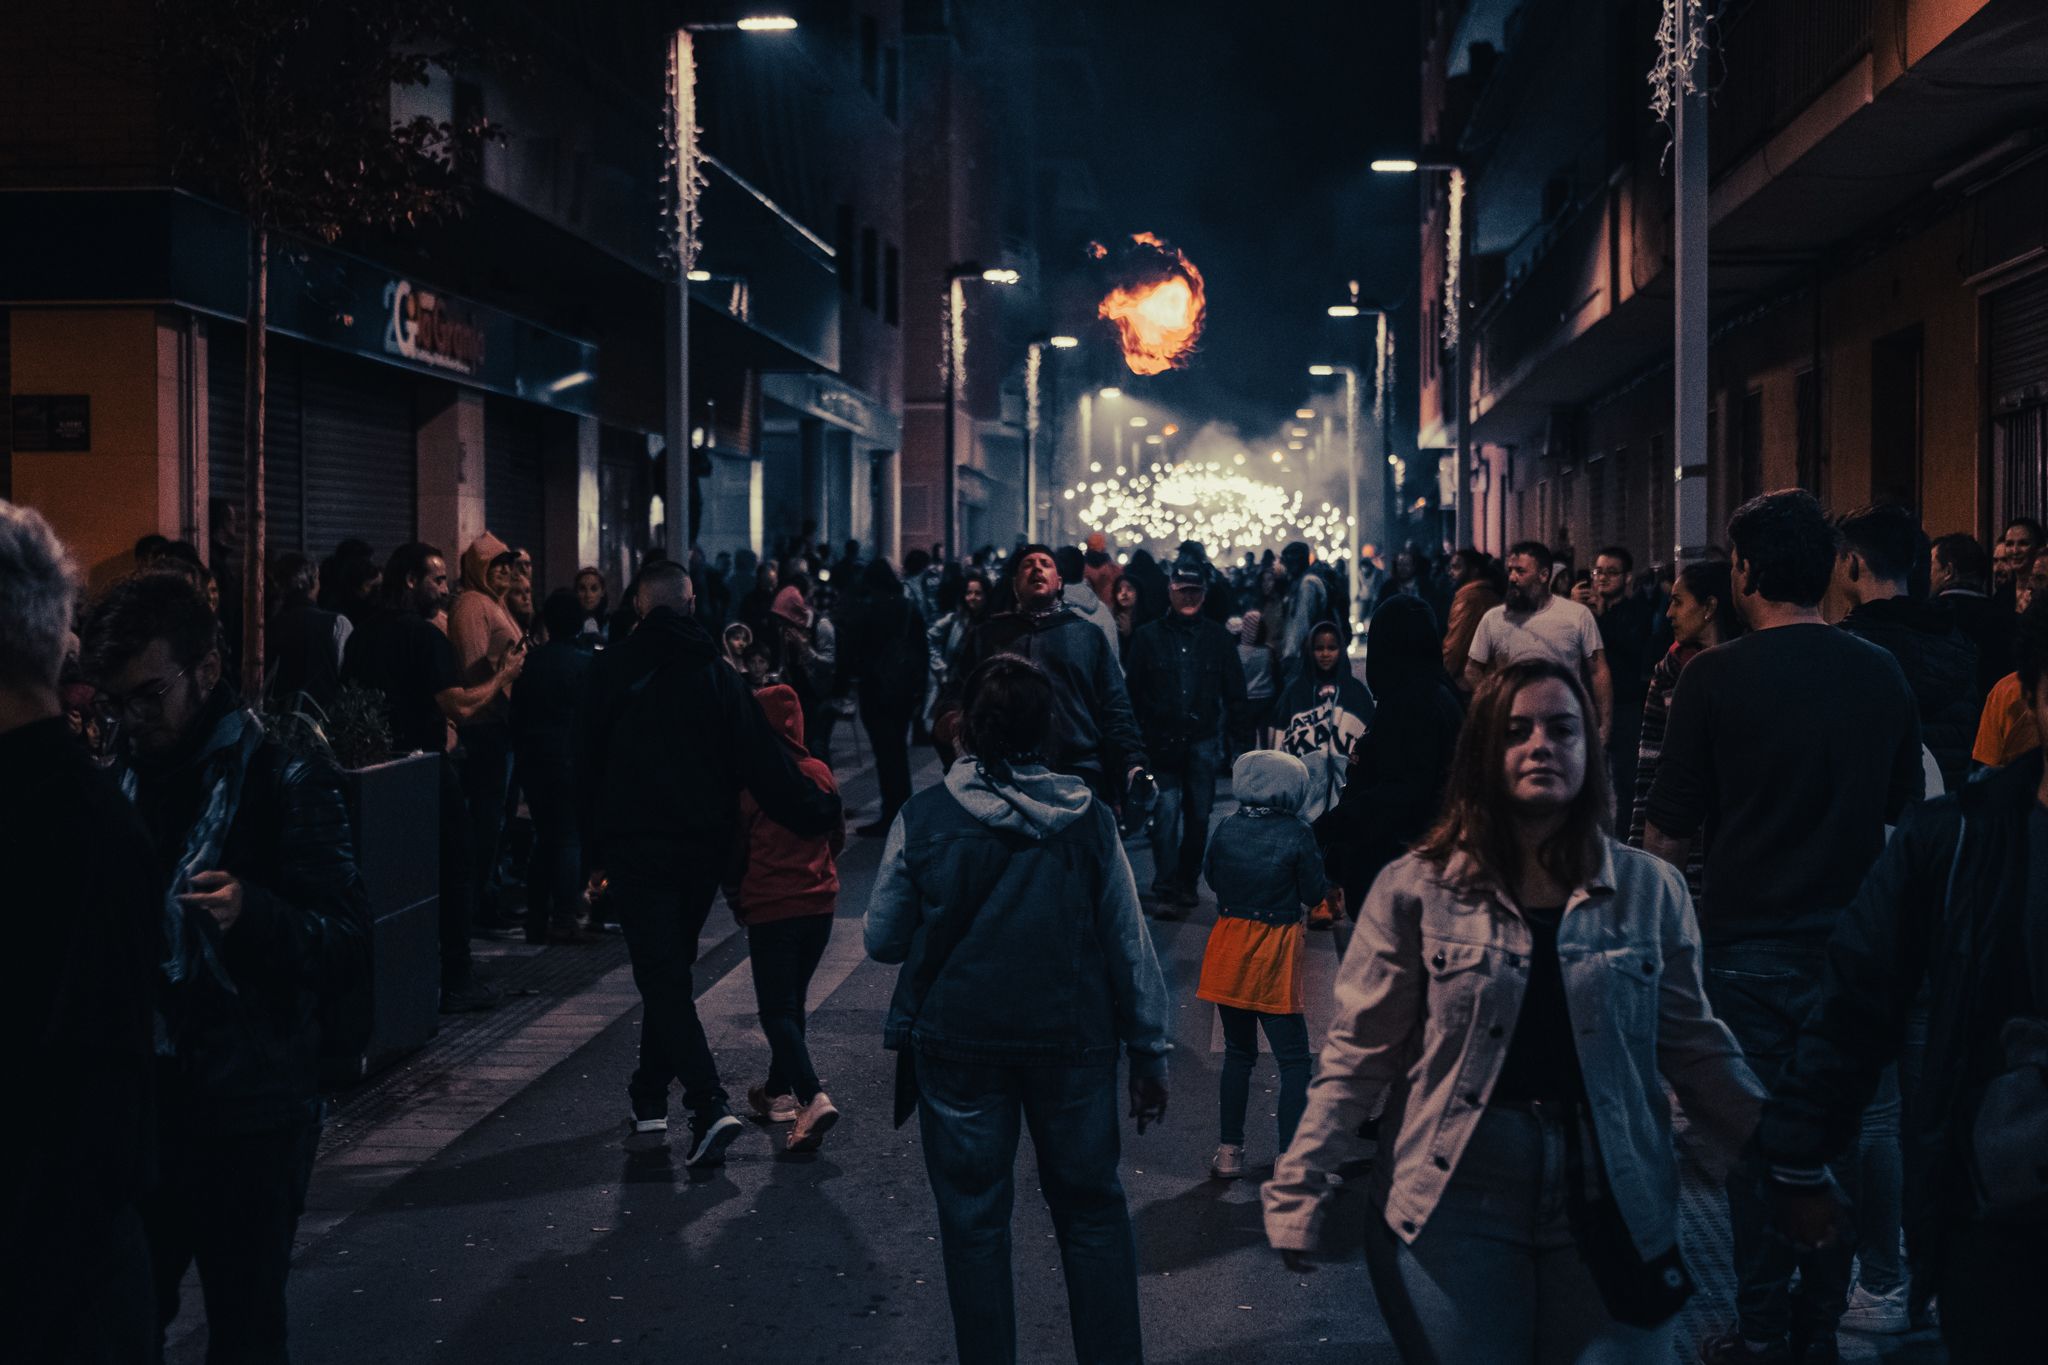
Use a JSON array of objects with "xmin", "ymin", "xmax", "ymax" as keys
[
  {"xmin": 519, "ymin": 750, "xmax": 581, "ymax": 935},
  {"xmin": 13, "ymin": 1201, "xmax": 153, "ymax": 1365},
  {"xmin": 860, "ymin": 694, "xmax": 915, "ymax": 816},
  {"xmin": 144, "ymin": 1116, "xmax": 321, "ymax": 1365},
  {"xmin": 613, "ymin": 845, "xmax": 728, "ymax": 1113},
  {"xmin": 1939, "ymin": 1218, "xmax": 2048, "ymax": 1362},
  {"xmin": 747, "ymin": 915, "xmax": 834, "ymax": 1102},
  {"xmin": 456, "ymin": 722, "xmax": 514, "ymax": 927}
]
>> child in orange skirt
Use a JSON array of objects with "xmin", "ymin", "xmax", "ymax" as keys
[{"xmin": 1197, "ymin": 750, "xmax": 1332, "ymax": 1180}]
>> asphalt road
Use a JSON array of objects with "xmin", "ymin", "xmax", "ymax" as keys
[{"xmin": 187, "ymin": 725, "xmax": 1945, "ymax": 1364}]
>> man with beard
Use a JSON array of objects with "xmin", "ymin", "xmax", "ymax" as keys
[
  {"xmin": 85, "ymin": 572, "xmax": 370, "ymax": 1364},
  {"xmin": 935, "ymin": 544, "xmax": 1150, "ymax": 805},
  {"xmin": 342, "ymin": 542, "xmax": 525, "ymax": 1011},
  {"xmin": 1465, "ymin": 539, "xmax": 1613, "ymax": 745}
]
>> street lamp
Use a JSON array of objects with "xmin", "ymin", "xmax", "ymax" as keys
[
  {"xmin": 1373, "ymin": 157, "xmax": 1469, "ymax": 549},
  {"xmin": 1309, "ymin": 362, "xmax": 1362, "ymax": 631},
  {"xmin": 1326, "ymin": 299, "xmax": 1397, "ymax": 582},
  {"xmin": 1024, "ymin": 335, "xmax": 1081, "ymax": 542},
  {"xmin": 943, "ymin": 260, "xmax": 1020, "ymax": 559},
  {"xmin": 664, "ymin": 15, "xmax": 797, "ymax": 558}
]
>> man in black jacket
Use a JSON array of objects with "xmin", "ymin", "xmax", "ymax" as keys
[
  {"xmin": 934, "ymin": 545, "xmax": 1149, "ymax": 804},
  {"xmin": 580, "ymin": 561, "xmax": 841, "ymax": 1165},
  {"xmin": 1124, "ymin": 559, "xmax": 1246, "ymax": 912},
  {"xmin": 1762, "ymin": 598, "xmax": 2048, "ymax": 1363},
  {"xmin": 85, "ymin": 572, "xmax": 370, "ymax": 1365},
  {"xmin": 1930, "ymin": 531, "xmax": 2011, "ymax": 711},
  {"xmin": 2, "ymin": 502, "xmax": 159, "ymax": 1364},
  {"xmin": 1832, "ymin": 504, "xmax": 1979, "ymax": 792}
]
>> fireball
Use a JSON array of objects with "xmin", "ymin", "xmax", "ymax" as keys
[{"xmin": 1096, "ymin": 233, "xmax": 1207, "ymax": 376}]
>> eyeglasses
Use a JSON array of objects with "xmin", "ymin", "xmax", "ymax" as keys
[
  {"xmin": 95, "ymin": 669, "xmax": 186, "ymax": 723},
  {"xmin": 1591, "ymin": 567, "xmax": 1626, "ymax": 579}
]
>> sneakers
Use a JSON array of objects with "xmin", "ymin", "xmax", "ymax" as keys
[
  {"xmin": 1210, "ymin": 1143, "xmax": 1246, "ymax": 1181},
  {"xmin": 747, "ymin": 1085, "xmax": 801, "ymax": 1123},
  {"xmin": 683, "ymin": 1107, "xmax": 744, "ymax": 1167},
  {"xmin": 786, "ymin": 1093, "xmax": 840, "ymax": 1153},
  {"xmin": 629, "ymin": 1094, "xmax": 669, "ymax": 1134},
  {"xmin": 1839, "ymin": 1282, "xmax": 1910, "ymax": 1334},
  {"xmin": 438, "ymin": 980, "xmax": 501, "ymax": 1014},
  {"xmin": 1697, "ymin": 1331, "xmax": 1793, "ymax": 1365}
]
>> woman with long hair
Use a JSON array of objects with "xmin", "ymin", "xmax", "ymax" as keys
[
  {"xmin": 1625, "ymin": 560, "xmax": 1744, "ymax": 895},
  {"xmin": 924, "ymin": 569, "xmax": 990, "ymax": 756},
  {"xmin": 1266, "ymin": 659, "xmax": 1762, "ymax": 1363}
]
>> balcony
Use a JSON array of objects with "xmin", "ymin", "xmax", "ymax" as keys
[{"xmin": 1709, "ymin": 0, "xmax": 1876, "ymax": 183}]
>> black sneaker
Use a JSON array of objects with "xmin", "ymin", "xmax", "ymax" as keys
[
  {"xmin": 439, "ymin": 980, "xmax": 501, "ymax": 1014},
  {"xmin": 1697, "ymin": 1330, "xmax": 1793, "ymax": 1365},
  {"xmin": 629, "ymin": 1094, "xmax": 669, "ymax": 1134},
  {"xmin": 683, "ymin": 1107, "xmax": 744, "ymax": 1167}
]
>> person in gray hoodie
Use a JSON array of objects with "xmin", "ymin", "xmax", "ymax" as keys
[
  {"xmin": 1056, "ymin": 544, "xmax": 1124, "ymax": 668},
  {"xmin": 867, "ymin": 653, "xmax": 1171, "ymax": 1365}
]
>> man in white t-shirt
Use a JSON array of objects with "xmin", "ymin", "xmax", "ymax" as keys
[{"xmin": 1464, "ymin": 540, "xmax": 1614, "ymax": 742}]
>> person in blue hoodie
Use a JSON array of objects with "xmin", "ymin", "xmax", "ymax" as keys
[{"xmin": 867, "ymin": 653, "xmax": 1172, "ymax": 1365}]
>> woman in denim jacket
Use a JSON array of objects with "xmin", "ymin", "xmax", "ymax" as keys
[{"xmin": 1264, "ymin": 659, "xmax": 1764, "ymax": 1362}]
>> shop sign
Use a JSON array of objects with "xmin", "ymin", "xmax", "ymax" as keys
[
  {"xmin": 10, "ymin": 394, "xmax": 91, "ymax": 450},
  {"xmin": 383, "ymin": 278, "xmax": 486, "ymax": 376}
]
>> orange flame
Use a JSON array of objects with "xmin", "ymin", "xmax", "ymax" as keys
[{"xmin": 1096, "ymin": 233, "xmax": 1206, "ymax": 376}]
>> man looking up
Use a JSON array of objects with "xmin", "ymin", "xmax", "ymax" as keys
[
  {"xmin": 1465, "ymin": 540, "xmax": 1613, "ymax": 744},
  {"xmin": 580, "ymin": 560, "xmax": 841, "ymax": 1166},
  {"xmin": 1643, "ymin": 489, "xmax": 1923, "ymax": 1365},
  {"xmin": 935, "ymin": 544, "xmax": 1149, "ymax": 805}
]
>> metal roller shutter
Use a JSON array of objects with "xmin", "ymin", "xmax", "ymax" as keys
[
  {"xmin": 485, "ymin": 395, "xmax": 547, "ymax": 585},
  {"xmin": 1989, "ymin": 269, "xmax": 2048, "ymax": 414},
  {"xmin": 302, "ymin": 350, "xmax": 416, "ymax": 564},
  {"xmin": 208, "ymin": 325, "xmax": 305, "ymax": 556}
]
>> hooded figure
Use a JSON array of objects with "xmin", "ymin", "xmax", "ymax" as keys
[
  {"xmin": 449, "ymin": 531, "xmax": 520, "ymax": 699},
  {"xmin": 1271, "ymin": 621, "xmax": 1373, "ymax": 822},
  {"xmin": 1335, "ymin": 595, "xmax": 1465, "ymax": 908},
  {"xmin": 726, "ymin": 683, "xmax": 843, "ymax": 925}
]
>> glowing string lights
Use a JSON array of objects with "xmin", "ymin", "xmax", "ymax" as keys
[{"xmin": 1065, "ymin": 464, "xmax": 1353, "ymax": 564}]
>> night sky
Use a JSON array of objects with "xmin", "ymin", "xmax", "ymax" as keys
[{"xmin": 1085, "ymin": 0, "xmax": 1422, "ymax": 440}]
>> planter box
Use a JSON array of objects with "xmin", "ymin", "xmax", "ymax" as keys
[{"xmin": 337, "ymin": 752, "xmax": 442, "ymax": 1082}]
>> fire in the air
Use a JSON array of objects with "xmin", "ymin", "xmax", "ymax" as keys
[{"xmin": 1096, "ymin": 232, "xmax": 1207, "ymax": 376}]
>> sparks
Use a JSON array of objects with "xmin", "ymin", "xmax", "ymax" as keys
[{"xmin": 1095, "ymin": 232, "xmax": 1207, "ymax": 376}]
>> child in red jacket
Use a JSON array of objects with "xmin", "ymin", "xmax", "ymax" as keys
[{"xmin": 726, "ymin": 684, "xmax": 846, "ymax": 1151}]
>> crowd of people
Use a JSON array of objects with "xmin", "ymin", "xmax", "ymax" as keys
[{"xmin": 7, "ymin": 484, "xmax": 2047, "ymax": 1365}]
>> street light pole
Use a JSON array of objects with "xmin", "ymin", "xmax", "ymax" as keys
[
  {"xmin": 1372, "ymin": 159, "xmax": 1468, "ymax": 550},
  {"xmin": 1310, "ymin": 362, "xmax": 1363, "ymax": 632},
  {"xmin": 1022, "ymin": 335, "xmax": 1078, "ymax": 544},
  {"xmin": 941, "ymin": 263, "xmax": 1020, "ymax": 560}
]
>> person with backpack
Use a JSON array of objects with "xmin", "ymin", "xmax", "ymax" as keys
[
  {"xmin": 1760, "ymin": 596, "xmax": 2048, "ymax": 1362},
  {"xmin": 580, "ymin": 561, "xmax": 841, "ymax": 1166},
  {"xmin": 867, "ymin": 654, "xmax": 1171, "ymax": 1365},
  {"xmin": 726, "ymin": 683, "xmax": 847, "ymax": 1153},
  {"xmin": 82, "ymin": 572, "xmax": 371, "ymax": 1364}
]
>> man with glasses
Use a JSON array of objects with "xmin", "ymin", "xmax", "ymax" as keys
[
  {"xmin": 1574, "ymin": 545, "xmax": 1653, "ymax": 819},
  {"xmin": 1, "ymin": 501, "xmax": 159, "ymax": 1362},
  {"xmin": 82, "ymin": 571, "xmax": 370, "ymax": 1365}
]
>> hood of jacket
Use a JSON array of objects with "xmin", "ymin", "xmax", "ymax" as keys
[
  {"xmin": 1367, "ymin": 595, "xmax": 1449, "ymax": 698},
  {"xmin": 1231, "ymin": 749, "xmax": 1310, "ymax": 814},
  {"xmin": 755, "ymin": 682, "xmax": 806, "ymax": 752},
  {"xmin": 627, "ymin": 605, "xmax": 719, "ymax": 668},
  {"xmin": 943, "ymin": 757, "xmax": 1092, "ymax": 837},
  {"xmin": 461, "ymin": 532, "xmax": 510, "ymax": 595}
]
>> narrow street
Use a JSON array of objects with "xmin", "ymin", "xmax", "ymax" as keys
[{"xmin": 168, "ymin": 730, "xmax": 1943, "ymax": 1365}]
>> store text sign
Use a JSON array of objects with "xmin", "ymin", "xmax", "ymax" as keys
[{"xmin": 383, "ymin": 279, "xmax": 486, "ymax": 376}]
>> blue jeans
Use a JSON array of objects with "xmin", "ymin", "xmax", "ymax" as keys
[
  {"xmin": 1703, "ymin": 943, "xmax": 1858, "ymax": 1342},
  {"xmin": 1363, "ymin": 1105, "xmax": 1674, "ymax": 1363},
  {"xmin": 1854, "ymin": 1066, "xmax": 1904, "ymax": 1295},
  {"xmin": 1150, "ymin": 736, "xmax": 1222, "ymax": 893},
  {"xmin": 1217, "ymin": 1006, "xmax": 1310, "ymax": 1151},
  {"xmin": 914, "ymin": 1056, "xmax": 1143, "ymax": 1365}
]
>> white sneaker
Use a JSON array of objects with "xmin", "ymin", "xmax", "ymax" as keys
[
  {"xmin": 787, "ymin": 1092, "xmax": 840, "ymax": 1153},
  {"xmin": 1210, "ymin": 1143, "xmax": 1245, "ymax": 1180},
  {"xmin": 1839, "ymin": 1281, "xmax": 1910, "ymax": 1334},
  {"xmin": 747, "ymin": 1085, "xmax": 800, "ymax": 1123}
]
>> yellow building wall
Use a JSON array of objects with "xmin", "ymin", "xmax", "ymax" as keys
[
  {"xmin": 10, "ymin": 307, "xmax": 163, "ymax": 591},
  {"xmin": 1823, "ymin": 217, "xmax": 1981, "ymax": 538}
]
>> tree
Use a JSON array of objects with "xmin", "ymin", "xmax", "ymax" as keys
[{"xmin": 157, "ymin": 0, "xmax": 502, "ymax": 694}]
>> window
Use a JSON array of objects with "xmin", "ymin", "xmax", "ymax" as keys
[
  {"xmin": 836, "ymin": 205, "xmax": 855, "ymax": 296},
  {"xmin": 884, "ymin": 244, "xmax": 901, "ymax": 325},
  {"xmin": 860, "ymin": 228, "xmax": 879, "ymax": 312},
  {"xmin": 861, "ymin": 16, "xmax": 880, "ymax": 96}
]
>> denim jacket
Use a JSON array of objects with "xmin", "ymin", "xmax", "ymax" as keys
[{"xmin": 1263, "ymin": 837, "xmax": 1762, "ymax": 1258}]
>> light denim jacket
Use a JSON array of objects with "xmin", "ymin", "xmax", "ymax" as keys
[{"xmin": 1263, "ymin": 836, "xmax": 1763, "ymax": 1258}]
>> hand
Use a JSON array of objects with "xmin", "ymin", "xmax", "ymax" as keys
[
  {"xmin": 1126, "ymin": 769, "xmax": 1157, "ymax": 808},
  {"xmin": 498, "ymin": 640, "xmax": 529, "ymax": 681},
  {"xmin": 179, "ymin": 870, "xmax": 245, "ymax": 931},
  {"xmin": 1128, "ymin": 1075, "xmax": 1169, "ymax": 1133},
  {"xmin": 1280, "ymin": 1250, "xmax": 1317, "ymax": 1275},
  {"xmin": 1767, "ymin": 1175, "xmax": 1852, "ymax": 1252},
  {"xmin": 1570, "ymin": 581, "xmax": 1597, "ymax": 607}
]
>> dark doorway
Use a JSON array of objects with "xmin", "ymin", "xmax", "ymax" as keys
[{"xmin": 1870, "ymin": 327, "xmax": 1924, "ymax": 508}]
